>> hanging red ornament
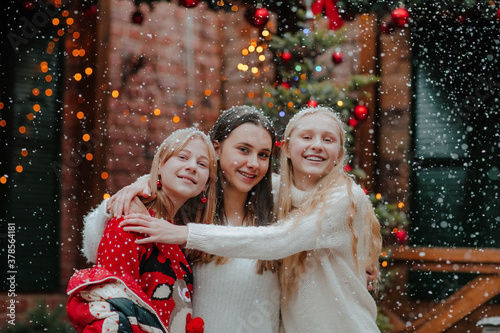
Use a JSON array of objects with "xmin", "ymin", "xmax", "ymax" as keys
[
  {"xmin": 395, "ymin": 229, "xmax": 408, "ymax": 243},
  {"xmin": 348, "ymin": 118, "xmax": 358, "ymax": 128},
  {"xmin": 282, "ymin": 51, "xmax": 292, "ymax": 63},
  {"xmin": 353, "ymin": 105, "xmax": 368, "ymax": 121},
  {"xmin": 454, "ymin": 13, "xmax": 467, "ymax": 23},
  {"xmin": 496, "ymin": 8, "xmax": 500, "ymax": 22},
  {"xmin": 179, "ymin": 0, "xmax": 200, "ymax": 8},
  {"xmin": 380, "ymin": 21, "xmax": 394, "ymax": 34},
  {"xmin": 343, "ymin": 164, "xmax": 352, "ymax": 172},
  {"xmin": 131, "ymin": 10, "xmax": 144, "ymax": 25},
  {"xmin": 331, "ymin": 51, "xmax": 343, "ymax": 64},
  {"xmin": 311, "ymin": 0, "xmax": 343, "ymax": 30},
  {"xmin": 83, "ymin": 4, "xmax": 98, "ymax": 17},
  {"xmin": 391, "ymin": 7, "xmax": 409, "ymax": 28},
  {"xmin": 22, "ymin": 0, "xmax": 36, "ymax": 11},
  {"xmin": 308, "ymin": 100, "xmax": 318, "ymax": 107},
  {"xmin": 245, "ymin": 7, "xmax": 270, "ymax": 28}
]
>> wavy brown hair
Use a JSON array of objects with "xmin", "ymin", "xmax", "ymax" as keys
[{"xmin": 197, "ymin": 105, "xmax": 280, "ymax": 273}]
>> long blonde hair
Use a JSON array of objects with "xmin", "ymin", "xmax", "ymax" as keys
[
  {"xmin": 277, "ymin": 107, "xmax": 382, "ymax": 301},
  {"xmin": 142, "ymin": 128, "xmax": 217, "ymax": 262}
]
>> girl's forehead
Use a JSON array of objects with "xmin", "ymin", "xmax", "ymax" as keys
[{"xmin": 295, "ymin": 113, "xmax": 338, "ymax": 129}]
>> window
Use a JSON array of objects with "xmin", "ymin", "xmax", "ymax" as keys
[
  {"xmin": 410, "ymin": 19, "xmax": 500, "ymax": 299},
  {"xmin": 0, "ymin": 4, "xmax": 64, "ymax": 292}
]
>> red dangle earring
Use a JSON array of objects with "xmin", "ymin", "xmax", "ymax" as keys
[
  {"xmin": 157, "ymin": 179, "xmax": 162, "ymax": 190},
  {"xmin": 200, "ymin": 191, "xmax": 207, "ymax": 203}
]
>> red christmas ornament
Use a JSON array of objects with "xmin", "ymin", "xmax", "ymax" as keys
[
  {"xmin": 179, "ymin": 0, "xmax": 200, "ymax": 8},
  {"xmin": 331, "ymin": 51, "xmax": 343, "ymax": 64},
  {"xmin": 22, "ymin": 0, "xmax": 36, "ymax": 11},
  {"xmin": 391, "ymin": 7, "xmax": 409, "ymax": 28},
  {"xmin": 308, "ymin": 100, "xmax": 318, "ymax": 107},
  {"xmin": 279, "ymin": 82, "xmax": 290, "ymax": 89},
  {"xmin": 282, "ymin": 51, "xmax": 292, "ymax": 63},
  {"xmin": 353, "ymin": 105, "xmax": 368, "ymax": 121},
  {"xmin": 343, "ymin": 164, "xmax": 352, "ymax": 172},
  {"xmin": 131, "ymin": 10, "xmax": 144, "ymax": 25},
  {"xmin": 348, "ymin": 118, "xmax": 358, "ymax": 128},
  {"xmin": 395, "ymin": 229, "xmax": 408, "ymax": 243},
  {"xmin": 496, "ymin": 8, "xmax": 500, "ymax": 22},
  {"xmin": 245, "ymin": 7, "xmax": 270, "ymax": 28},
  {"xmin": 200, "ymin": 196, "xmax": 207, "ymax": 203},
  {"xmin": 83, "ymin": 3, "xmax": 98, "ymax": 17},
  {"xmin": 380, "ymin": 21, "xmax": 394, "ymax": 34}
]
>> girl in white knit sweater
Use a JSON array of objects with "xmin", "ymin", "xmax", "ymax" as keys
[
  {"xmin": 121, "ymin": 106, "xmax": 382, "ymax": 332},
  {"xmin": 81, "ymin": 106, "xmax": 281, "ymax": 332}
]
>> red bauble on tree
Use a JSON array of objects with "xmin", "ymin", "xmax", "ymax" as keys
[
  {"xmin": 282, "ymin": 51, "xmax": 292, "ymax": 63},
  {"xmin": 353, "ymin": 105, "xmax": 368, "ymax": 121},
  {"xmin": 308, "ymin": 100, "xmax": 319, "ymax": 107},
  {"xmin": 331, "ymin": 51, "xmax": 343, "ymax": 64},
  {"xmin": 131, "ymin": 10, "xmax": 144, "ymax": 24},
  {"xmin": 395, "ymin": 229, "xmax": 408, "ymax": 243},
  {"xmin": 279, "ymin": 82, "xmax": 290, "ymax": 89},
  {"xmin": 348, "ymin": 118, "xmax": 358, "ymax": 128},
  {"xmin": 245, "ymin": 7, "xmax": 270, "ymax": 28},
  {"xmin": 179, "ymin": 0, "xmax": 200, "ymax": 8},
  {"xmin": 391, "ymin": 7, "xmax": 409, "ymax": 28}
]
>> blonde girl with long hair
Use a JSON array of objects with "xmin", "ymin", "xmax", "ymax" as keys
[{"xmin": 67, "ymin": 128, "xmax": 217, "ymax": 333}]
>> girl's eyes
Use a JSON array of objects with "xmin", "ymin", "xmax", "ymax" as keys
[
  {"xmin": 238, "ymin": 146, "xmax": 249, "ymax": 153},
  {"xmin": 197, "ymin": 162, "xmax": 208, "ymax": 168},
  {"xmin": 258, "ymin": 152, "xmax": 270, "ymax": 159}
]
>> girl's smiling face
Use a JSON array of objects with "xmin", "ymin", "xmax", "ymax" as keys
[
  {"xmin": 159, "ymin": 137, "xmax": 210, "ymax": 206},
  {"xmin": 287, "ymin": 113, "xmax": 342, "ymax": 190},
  {"xmin": 215, "ymin": 123, "xmax": 272, "ymax": 195}
]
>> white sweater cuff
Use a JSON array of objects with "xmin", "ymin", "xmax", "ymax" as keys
[{"xmin": 186, "ymin": 223, "xmax": 211, "ymax": 251}]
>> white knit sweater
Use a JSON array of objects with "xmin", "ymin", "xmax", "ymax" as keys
[
  {"xmin": 193, "ymin": 259, "xmax": 280, "ymax": 333},
  {"xmin": 186, "ymin": 182, "xmax": 380, "ymax": 333}
]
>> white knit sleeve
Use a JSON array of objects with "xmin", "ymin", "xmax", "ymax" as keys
[
  {"xmin": 186, "ymin": 186, "xmax": 353, "ymax": 260},
  {"xmin": 81, "ymin": 199, "xmax": 111, "ymax": 263}
]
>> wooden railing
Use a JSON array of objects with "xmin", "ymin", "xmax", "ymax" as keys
[{"xmin": 386, "ymin": 246, "xmax": 500, "ymax": 333}]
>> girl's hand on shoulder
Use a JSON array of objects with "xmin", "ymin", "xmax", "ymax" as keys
[
  {"xmin": 107, "ymin": 176, "xmax": 152, "ymax": 218},
  {"xmin": 120, "ymin": 213, "xmax": 188, "ymax": 245}
]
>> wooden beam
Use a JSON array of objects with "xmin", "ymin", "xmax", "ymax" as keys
[
  {"xmin": 404, "ymin": 275, "xmax": 500, "ymax": 333},
  {"xmin": 391, "ymin": 246, "xmax": 500, "ymax": 264}
]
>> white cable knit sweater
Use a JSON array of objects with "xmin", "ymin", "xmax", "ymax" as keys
[{"xmin": 186, "ymin": 182, "xmax": 380, "ymax": 333}]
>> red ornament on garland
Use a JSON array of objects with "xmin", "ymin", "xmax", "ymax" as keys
[
  {"xmin": 353, "ymin": 105, "xmax": 368, "ymax": 121},
  {"xmin": 83, "ymin": 4, "xmax": 98, "ymax": 17},
  {"xmin": 331, "ymin": 51, "xmax": 343, "ymax": 64},
  {"xmin": 22, "ymin": 0, "xmax": 36, "ymax": 11},
  {"xmin": 282, "ymin": 51, "xmax": 292, "ymax": 63},
  {"xmin": 179, "ymin": 0, "xmax": 200, "ymax": 8},
  {"xmin": 131, "ymin": 10, "xmax": 144, "ymax": 25},
  {"xmin": 308, "ymin": 100, "xmax": 319, "ymax": 107},
  {"xmin": 245, "ymin": 7, "xmax": 270, "ymax": 28},
  {"xmin": 391, "ymin": 7, "xmax": 409, "ymax": 28}
]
